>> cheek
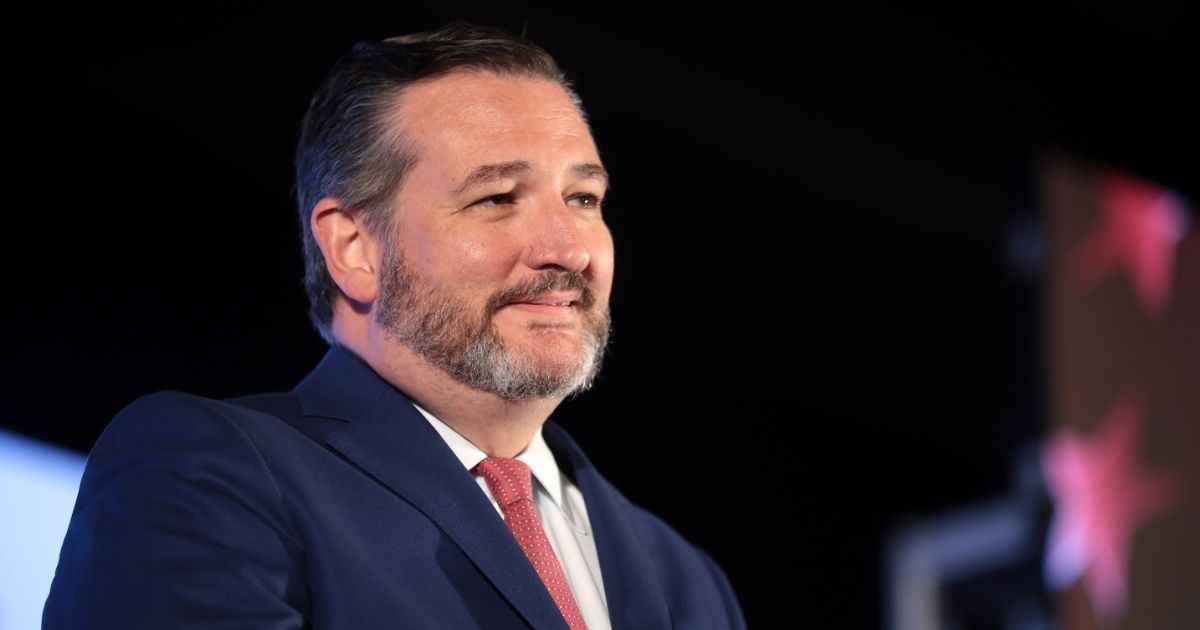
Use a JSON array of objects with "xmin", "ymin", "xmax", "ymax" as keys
[
  {"xmin": 454, "ymin": 240, "xmax": 492, "ymax": 266},
  {"xmin": 420, "ymin": 233, "xmax": 514, "ymax": 285}
]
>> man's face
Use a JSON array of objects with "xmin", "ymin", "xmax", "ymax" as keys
[{"xmin": 374, "ymin": 71, "xmax": 614, "ymax": 400}]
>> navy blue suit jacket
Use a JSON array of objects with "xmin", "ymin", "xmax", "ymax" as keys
[{"xmin": 44, "ymin": 347, "xmax": 745, "ymax": 629}]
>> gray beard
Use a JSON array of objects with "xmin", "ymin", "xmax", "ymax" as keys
[{"xmin": 375, "ymin": 244, "xmax": 610, "ymax": 400}]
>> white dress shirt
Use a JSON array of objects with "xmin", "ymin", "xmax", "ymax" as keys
[{"xmin": 415, "ymin": 404, "xmax": 612, "ymax": 630}]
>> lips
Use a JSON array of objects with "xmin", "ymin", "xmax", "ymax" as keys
[
  {"xmin": 512, "ymin": 292, "xmax": 580, "ymax": 307},
  {"xmin": 487, "ymin": 271, "xmax": 595, "ymax": 314}
]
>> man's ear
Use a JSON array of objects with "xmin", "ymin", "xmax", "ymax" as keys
[{"xmin": 311, "ymin": 198, "xmax": 381, "ymax": 305}]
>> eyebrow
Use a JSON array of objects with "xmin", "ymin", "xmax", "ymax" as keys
[
  {"xmin": 453, "ymin": 160, "xmax": 609, "ymax": 194},
  {"xmin": 573, "ymin": 162, "xmax": 609, "ymax": 187}
]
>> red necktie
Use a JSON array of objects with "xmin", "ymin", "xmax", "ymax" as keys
[{"xmin": 474, "ymin": 456, "xmax": 589, "ymax": 630}]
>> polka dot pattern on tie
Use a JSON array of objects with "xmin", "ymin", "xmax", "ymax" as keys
[{"xmin": 474, "ymin": 456, "xmax": 589, "ymax": 630}]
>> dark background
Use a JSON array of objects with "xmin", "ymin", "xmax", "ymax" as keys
[{"xmin": 4, "ymin": 3, "xmax": 1197, "ymax": 627}]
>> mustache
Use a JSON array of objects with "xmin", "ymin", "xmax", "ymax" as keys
[{"xmin": 487, "ymin": 271, "xmax": 596, "ymax": 314}]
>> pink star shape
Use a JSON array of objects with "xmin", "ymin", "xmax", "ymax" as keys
[
  {"xmin": 1069, "ymin": 168, "xmax": 1191, "ymax": 317},
  {"xmin": 1041, "ymin": 390, "xmax": 1181, "ymax": 622}
]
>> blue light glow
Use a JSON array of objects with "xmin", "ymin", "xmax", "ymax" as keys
[{"xmin": 0, "ymin": 429, "xmax": 85, "ymax": 630}]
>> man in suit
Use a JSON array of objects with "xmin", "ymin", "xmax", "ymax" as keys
[{"xmin": 43, "ymin": 21, "xmax": 745, "ymax": 629}]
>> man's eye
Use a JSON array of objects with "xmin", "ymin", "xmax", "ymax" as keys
[
  {"xmin": 475, "ymin": 193, "xmax": 515, "ymax": 206},
  {"xmin": 568, "ymin": 193, "xmax": 603, "ymax": 209}
]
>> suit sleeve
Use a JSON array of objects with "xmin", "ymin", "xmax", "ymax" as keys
[{"xmin": 42, "ymin": 391, "xmax": 309, "ymax": 629}]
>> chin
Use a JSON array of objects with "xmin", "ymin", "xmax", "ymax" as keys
[
  {"xmin": 521, "ymin": 346, "xmax": 588, "ymax": 378},
  {"xmin": 521, "ymin": 336, "xmax": 597, "ymax": 375},
  {"xmin": 476, "ymin": 347, "xmax": 597, "ymax": 402},
  {"xmin": 511, "ymin": 324, "xmax": 582, "ymax": 349}
]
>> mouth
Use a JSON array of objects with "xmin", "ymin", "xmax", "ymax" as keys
[
  {"xmin": 488, "ymin": 272, "xmax": 595, "ymax": 319},
  {"xmin": 504, "ymin": 291, "xmax": 581, "ymax": 316},
  {"xmin": 517, "ymin": 293, "xmax": 578, "ymax": 307}
]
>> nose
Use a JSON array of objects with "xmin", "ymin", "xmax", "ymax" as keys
[{"xmin": 522, "ymin": 200, "xmax": 592, "ymax": 273}]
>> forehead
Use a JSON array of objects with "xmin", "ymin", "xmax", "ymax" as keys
[{"xmin": 390, "ymin": 71, "xmax": 599, "ymax": 171}]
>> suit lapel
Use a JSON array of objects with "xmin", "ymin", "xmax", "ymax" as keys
[
  {"xmin": 294, "ymin": 347, "xmax": 567, "ymax": 630},
  {"xmin": 544, "ymin": 424, "xmax": 673, "ymax": 630}
]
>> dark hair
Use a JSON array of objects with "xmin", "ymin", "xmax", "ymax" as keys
[{"xmin": 294, "ymin": 21, "xmax": 585, "ymax": 344}]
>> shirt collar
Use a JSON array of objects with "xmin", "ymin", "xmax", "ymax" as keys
[{"xmin": 414, "ymin": 403, "xmax": 565, "ymax": 508}]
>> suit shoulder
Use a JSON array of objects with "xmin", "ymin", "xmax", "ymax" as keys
[
  {"xmin": 47, "ymin": 392, "xmax": 307, "ymax": 628},
  {"xmin": 95, "ymin": 389, "xmax": 345, "ymax": 471},
  {"xmin": 111, "ymin": 389, "xmax": 276, "ymax": 426},
  {"xmin": 106, "ymin": 389, "xmax": 241, "ymax": 430},
  {"xmin": 115, "ymin": 389, "xmax": 273, "ymax": 416},
  {"xmin": 76, "ymin": 389, "xmax": 303, "ymax": 544},
  {"xmin": 94, "ymin": 390, "xmax": 291, "ymax": 455},
  {"xmin": 225, "ymin": 391, "xmax": 302, "ymax": 420}
]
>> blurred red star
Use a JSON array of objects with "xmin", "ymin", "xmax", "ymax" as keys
[
  {"xmin": 1041, "ymin": 391, "xmax": 1181, "ymax": 622},
  {"xmin": 1069, "ymin": 168, "xmax": 1190, "ymax": 317}
]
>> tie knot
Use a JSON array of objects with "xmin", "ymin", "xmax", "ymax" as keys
[{"xmin": 474, "ymin": 456, "xmax": 534, "ymax": 507}]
